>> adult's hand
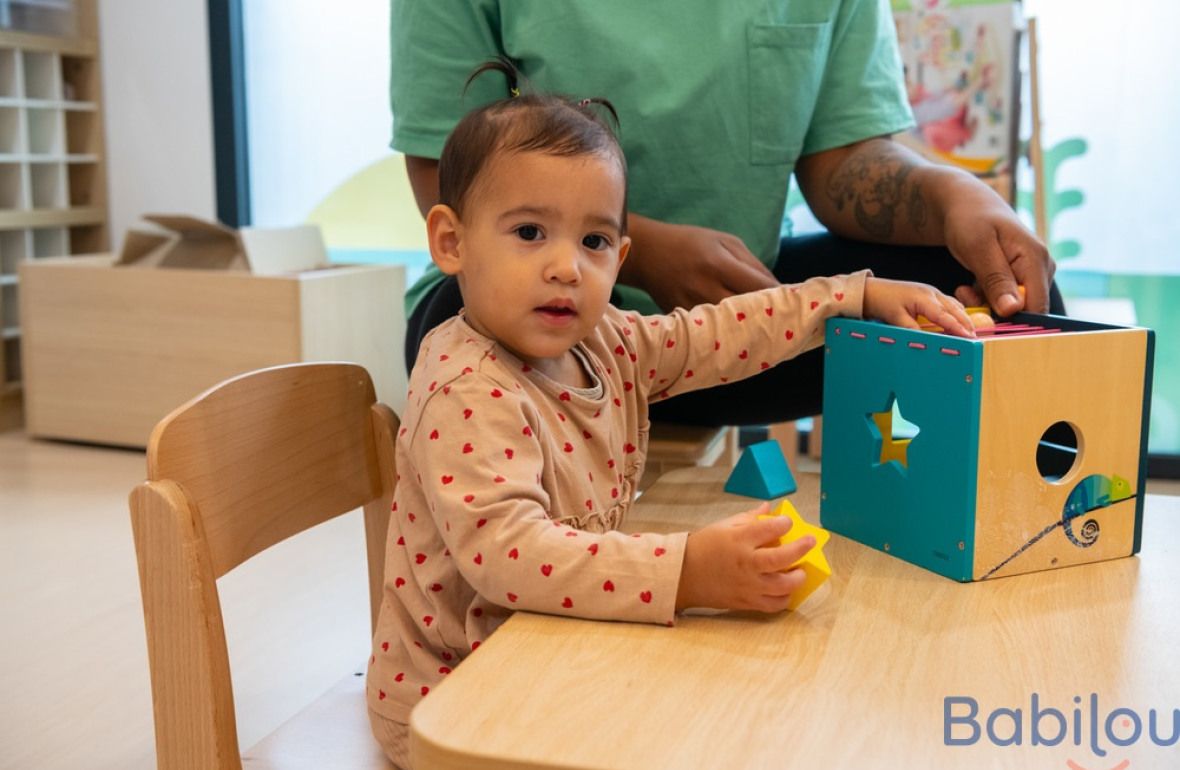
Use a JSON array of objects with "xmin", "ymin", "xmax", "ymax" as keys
[
  {"xmin": 941, "ymin": 178, "xmax": 1055, "ymax": 315},
  {"xmin": 621, "ymin": 215, "xmax": 778, "ymax": 312}
]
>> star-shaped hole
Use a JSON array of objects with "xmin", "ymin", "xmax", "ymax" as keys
[{"xmin": 866, "ymin": 396, "xmax": 920, "ymax": 470}]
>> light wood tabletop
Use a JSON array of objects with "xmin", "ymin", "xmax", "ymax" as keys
[{"xmin": 410, "ymin": 467, "xmax": 1180, "ymax": 770}]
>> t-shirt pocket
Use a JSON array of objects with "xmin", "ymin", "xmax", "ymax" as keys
[{"xmin": 747, "ymin": 22, "xmax": 832, "ymax": 166}]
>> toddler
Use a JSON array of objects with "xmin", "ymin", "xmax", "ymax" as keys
[{"xmin": 366, "ymin": 61, "xmax": 973, "ymax": 767}]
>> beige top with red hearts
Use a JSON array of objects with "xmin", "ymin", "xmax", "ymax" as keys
[{"xmin": 366, "ymin": 272, "xmax": 868, "ymax": 725}]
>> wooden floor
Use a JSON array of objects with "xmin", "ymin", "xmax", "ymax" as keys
[
  {"xmin": 1, "ymin": 429, "xmax": 1178, "ymax": 769},
  {"xmin": 0, "ymin": 431, "xmax": 373, "ymax": 770}
]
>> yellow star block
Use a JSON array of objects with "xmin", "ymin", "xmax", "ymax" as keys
[{"xmin": 758, "ymin": 499, "xmax": 832, "ymax": 609}]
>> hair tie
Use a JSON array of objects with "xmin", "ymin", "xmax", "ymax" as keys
[
  {"xmin": 510, "ymin": 86, "xmax": 521, "ymax": 98},
  {"xmin": 578, "ymin": 98, "xmax": 592, "ymax": 108}
]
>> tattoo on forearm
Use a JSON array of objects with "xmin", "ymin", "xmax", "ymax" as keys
[{"xmin": 825, "ymin": 141, "xmax": 929, "ymax": 240}]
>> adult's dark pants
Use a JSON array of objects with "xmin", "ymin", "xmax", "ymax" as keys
[{"xmin": 404, "ymin": 233, "xmax": 1065, "ymax": 426}]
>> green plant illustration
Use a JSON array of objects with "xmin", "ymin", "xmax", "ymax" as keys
[{"xmin": 1018, "ymin": 137, "xmax": 1088, "ymax": 261}]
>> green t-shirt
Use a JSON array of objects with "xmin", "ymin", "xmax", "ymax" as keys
[{"xmin": 391, "ymin": 0, "xmax": 914, "ymax": 317}]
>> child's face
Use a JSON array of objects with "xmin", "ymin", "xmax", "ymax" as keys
[{"xmin": 429, "ymin": 149, "xmax": 630, "ymax": 374}]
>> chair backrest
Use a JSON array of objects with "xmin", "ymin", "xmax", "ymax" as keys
[{"xmin": 129, "ymin": 363, "xmax": 398, "ymax": 770}]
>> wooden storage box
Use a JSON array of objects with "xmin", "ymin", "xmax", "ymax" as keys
[{"xmin": 19, "ymin": 254, "xmax": 404, "ymax": 447}]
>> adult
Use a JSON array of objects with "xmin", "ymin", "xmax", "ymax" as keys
[{"xmin": 392, "ymin": 0, "xmax": 1061, "ymax": 425}]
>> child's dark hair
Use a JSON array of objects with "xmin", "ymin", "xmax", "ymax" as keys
[{"xmin": 438, "ymin": 58, "xmax": 628, "ymax": 231}]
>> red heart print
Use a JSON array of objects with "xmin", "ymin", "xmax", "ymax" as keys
[
  {"xmin": 476, "ymin": 518, "xmax": 488, "ymax": 528},
  {"xmin": 624, "ymin": 443, "xmax": 636, "ymax": 454},
  {"xmin": 382, "ymin": 641, "xmax": 390, "ymax": 651},
  {"xmin": 583, "ymin": 430, "xmax": 592, "ymax": 440},
  {"xmin": 415, "ymin": 553, "xmax": 427, "ymax": 565},
  {"xmin": 507, "ymin": 592, "xmax": 518, "ymax": 603},
  {"xmin": 462, "ymin": 443, "xmax": 473, "ymax": 453},
  {"xmin": 624, "ymin": 381, "xmax": 633, "ymax": 391},
  {"xmin": 835, "ymin": 291, "xmax": 844, "ymax": 300},
  {"xmin": 508, "ymin": 548, "xmax": 519, "ymax": 560},
  {"xmin": 640, "ymin": 591, "xmax": 652, "ymax": 603},
  {"xmin": 541, "ymin": 564, "xmax": 553, "ymax": 576},
  {"xmin": 505, "ymin": 448, "xmax": 514, "ymax": 459},
  {"xmin": 588, "ymin": 543, "xmax": 599, "ymax": 555},
  {"xmin": 562, "ymin": 597, "xmax": 574, "ymax": 608},
  {"xmin": 615, "ymin": 344, "xmax": 625, "ymax": 356},
  {"xmin": 441, "ymin": 475, "xmax": 453, "ymax": 485},
  {"xmin": 443, "ymin": 386, "xmax": 451, "ymax": 395},
  {"xmin": 613, "ymin": 398, "xmax": 622, "ymax": 407},
  {"xmin": 379, "ymin": 690, "xmax": 386, "ymax": 700},
  {"xmin": 736, "ymin": 312, "xmax": 746, "ymax": 321},
  {"xmin": 394, "ymin": 672, "xmax": 404, "ymax": 682},
  {"xmin": 765, "ymin": 307, "xmax": 774, "ymax": 317},
  {"xmin": 559, "ymin": 391, "xmax": 571, "ymax": 401},
  {"xmin": 611, "ymin": 487, "xmax": 619, "ymax": 498},
  {"xmin": 666, "ymin": 339, "xmax": 676, "ymax": 348},
  {"xmin": 685, "ymin": 370, "xmax": 694, "ymax": 378},
  {"xmin": 490, "ymin": 388, "xmax": 503, "ymax": 398},
  {"xmin": 714, "ymin": 340, "xmax": 721, "ymax": 351},
  {"xmin": 739, "ymin": 350, "xmax": 748, "ymax": 359},
  {"xmin": 421, "ymin": 686, "xmax": 430, "ymax": 697},
  {"xmin": 654, "ymin": 547, "xmax": 666, "ymax": 557},
  {"xmin": 439, "ymin": 354, "xmax": 449, "ymax": 362},
  {"xmin": 396, "ymin": 536, "xmax": 405, "ymax": 546},
  {"xmin": 522, "ymin": 426, "xmax": 533, "ymax": 437},
  {"xmin": 472, "ymin": 607, "xmax": 483, "ymax": 617},
  {"xmin": 428, "ymin": 381, "xmax": 437, "ymax": 392},
  {"xmin": 463, "ymin": 494, "xmax": 475, "ymax": 503},
  {"xmin": 603, "ymin": 580, "xmax": 615, "ymax": 592},
  {"xmin": 471, "ymin": 641, "xmax": 481, "ymax": 650},
  {"xmin": 564, "ymin": 442, "xmax": 574, "ymax": 453},
  {"xmin": 391, "ymin": 501, "xmax": 397, "ymax": 512},
  {"xmin": 521, "ymin": 364, "xmax": 531, "ymax": 372},
  {"xmin": 423, "ymin": 615, "xmax": 433, "ymax": 626},
  {"xmin": 473, "ymin": 553, "xmax": 482, "ymax": 565},
  {"xmin": 557, "ymin": 413, "xmax": 567, "ymax": 422},
  {"xmin": 394, "ymin": 577, "xmax": 406, "ymax": 588},
  {"xmin": 407, "ymin": 512, "xmax": 416, "ymax": 523},
  {"xmin": 429, "ymin": 429, "xmax": 439, "ymax": 440},
  {"xmin": 441, "ymin": 651, "xmax": 453, "ymax": 661},
  {"xmin": 693, "ymin": 318, "xmax": 703, "ymax": 326},
  {"xmin": 585, "ymin": 499, "xmax": 593, "ymax": 510},
  {"xmin": 462, "ymin": 366, "xmax": 473, "ymax": 375},
  {"xmin": 785, "ymin": 330, "xmax": 795, "ymax": 340},
  {"xmin": 430, "ymin": 583, "xmax": 443, "ymax": 592},
  {"xmin": 761, "ymin": 362, "xmax": 770, "ymax": 370},
  {"xmin": 629, "ymin": 352, "xmax": 637, "ymax": 362},
  {"xmin": 648, "ymin": 369, "xmax": 656, "ymax": 379},
  {"xmin": 493, "ymin": 475, "xmax": 506, "ymax": 483},
  {"xmin": 810, "ymin": 300, "xmax": 819, "ymax": 310},
  {"xmin": 439, "ymin": 666, "xmax": 452, "ymax": 675},
  {"xmin": 607, "ymin": 459, "xmax": 615, "ymax": 468},
  {"xmin": 463, "ymin": 408, "xmax": 473, "ymax": 419}
]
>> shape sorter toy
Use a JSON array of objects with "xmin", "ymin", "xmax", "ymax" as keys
[{"xmin": 819, "ymin": 313, "xmax": 1155, "ymax": 582}]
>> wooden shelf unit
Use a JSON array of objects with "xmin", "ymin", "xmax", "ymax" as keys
[{"xmin": 0, "ymin": 0, "xmax": 107, "ymax": 429}]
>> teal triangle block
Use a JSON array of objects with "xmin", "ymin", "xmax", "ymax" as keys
[{"xmin": 724, "ymin": 440, "xmax": 797, "ymax": 499}]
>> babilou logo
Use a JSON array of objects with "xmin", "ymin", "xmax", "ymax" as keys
[{"xmin": 944, "ymin": 693, "xmax": 1178, "ymax": 764}]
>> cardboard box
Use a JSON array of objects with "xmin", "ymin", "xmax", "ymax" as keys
[{"xmin": 20, "ymin": 216, "xmax": 406, "ymax": 447}]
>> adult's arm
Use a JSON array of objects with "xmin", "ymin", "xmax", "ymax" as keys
[{"xmin": 795, "ymin": 137, "xmax": 1055, "ymax": 314}]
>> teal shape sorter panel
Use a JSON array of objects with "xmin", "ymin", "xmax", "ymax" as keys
[{"xmin": 820, "ymin": 318, "xmax": 984, "ymax": 581}]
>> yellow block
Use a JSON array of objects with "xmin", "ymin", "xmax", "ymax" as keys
[{"xmin": 758, "ymin": 499, "xmax": 832, "ymax": 609}]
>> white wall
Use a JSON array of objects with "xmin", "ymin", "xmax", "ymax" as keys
[{"xmin": 98, "ymin": 0, "xmax": 217, "ymax": 252}]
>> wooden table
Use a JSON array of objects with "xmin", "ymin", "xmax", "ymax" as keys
[{"xmin": 411, "ymin": 468, "xmax": 1180, "ymax": 769}]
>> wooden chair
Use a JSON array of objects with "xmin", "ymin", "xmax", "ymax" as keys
[{"xmin": 129, "ymin": 363, "xmax": 398, "ymax": 769}]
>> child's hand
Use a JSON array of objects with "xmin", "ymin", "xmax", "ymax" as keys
[
  {"xmin": 863, "ymin": 277, "xmax": 975, "ymax": 338},
  {"xmin": 676, "ymin": 503, "xmax": 817, "ymax": 612}
]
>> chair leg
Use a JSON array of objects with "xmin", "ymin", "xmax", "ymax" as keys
[{"xmin": 768, "ymin": 421, "xmax": 799, "ymax": 468}]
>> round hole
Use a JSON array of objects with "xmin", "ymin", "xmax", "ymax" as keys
[{"xmin": 1036, "ymin": 421, "xmax": 1082, "ymax": 482}]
